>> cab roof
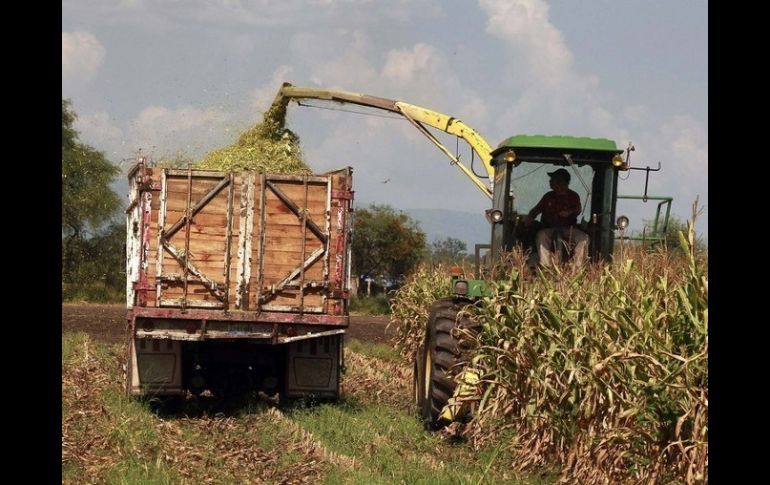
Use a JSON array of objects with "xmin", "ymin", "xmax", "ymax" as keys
[{"xmin": 492, "ymin": 134, "xmax": 622, "ymax": 155}]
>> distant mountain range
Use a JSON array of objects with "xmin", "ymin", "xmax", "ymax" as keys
[{"xmin": 401, "ymin": 208, "xmax": 491, "ymax": 252}]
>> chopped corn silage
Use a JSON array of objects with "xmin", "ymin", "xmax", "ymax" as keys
[{"xmin": 198, "ymin": 103, "xmax": 311, "ymax": 173}]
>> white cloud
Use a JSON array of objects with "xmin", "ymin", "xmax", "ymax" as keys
[
  {"xmin": 72, "ymin": 104, "xmax": 248, "ymax": 165},
  {"xmin": 476, "ymin": 0, "xmax": 619, "ymax": 140},
  {"xmin": 285, "ymin": 30, "xmax": 491, "ymax": 156},
  {"xmin": 381, "ymin": 43, "xmax": 488, "ymax": 128},
  {"xmin": 293, "ymin": 29, "xmax": 379, "ymax": 89},
  {"xmin": 480, "ymin": 0, "xmax": 573, "ymax": 83},
  {"xmin": 134, "ymin": 106, "xmax": 227, "ymax": 133},
  {"xmin": 613, "ymin": 114, "xmax": 708, "ymax": 235},
  {"xmin": 382, "ymin": 43, "xmax": 441, "ymax": 85},
  {"xmin": 62, "ymin": 32, "xmax": 106, "ymax": 85},
  {"xmin": 660, "ymin": 115, "xmax": 708, "ymax": 174},
  {"xmin": 657, "ymin": 115, "xmax": 708, "ymax": 214},
  {"xmin": 623, "ymin": 105, "xmax": 650, "ymax": 125},
  {"xmin": 74, "ymin": 111, "xmax": 125, "ymax": 159},
  {"xmin": 292, "ymin": 34, "xmax": 488, "ymax": 125},
  {"xmin": 624, "ymin": 115, "xmax": 707, "ymax": 197},
  {"xmin": 278, "ymin": 30, "xmax": 495, "ymax": 212}
]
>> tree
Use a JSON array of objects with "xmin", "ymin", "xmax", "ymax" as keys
[
  {"xmin": 62, "ymin": 99, "xmax": 121, "ymax": 239},
  {"xmin": 62, "ymin": 99, "xmax": 123, "ymax": 291},
  {"xmin": 429, "ymin": 237, "xmax": 467, "ymax": 263},
  {"xmin": 62, "ymin": 222, "xmax": 126, "ymax": 300},
  {"xmin": 351, "ymin": 204, "xmax": 426, "ymax": 283},
  {"xmin": 664, "ymin": 216, "xmax": 703, "ymax": 248}
]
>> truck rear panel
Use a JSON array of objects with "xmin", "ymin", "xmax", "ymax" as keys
[{"xmin": 125, "ymin": 161, "xmax": 353, "ymax": 398}]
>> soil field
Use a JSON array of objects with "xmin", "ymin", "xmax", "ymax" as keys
[
  {"xmin": 62, "ymin": 303, "xmax": 536, "ymax": 484},
  {"xmin": 61, "ymin": 303, "xmax": 394, "ymax": 345}
]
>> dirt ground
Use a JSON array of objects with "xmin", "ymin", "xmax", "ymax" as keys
[{"xmin": 61, "ymin": 303, "xmax": 394, "ymax": 345}]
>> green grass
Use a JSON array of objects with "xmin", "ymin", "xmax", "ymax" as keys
[
  {"xmin": 346, "ymin": 338, "xmax": 402, "ymax": 363},
  {"xmin": 63, "ymin": 331, "xmax": 550, "ymax": 484},
  {"xmin": 349, "ymin": 295, "xmax": 392, "ymax": 315},
  {"xmin": 102, "ymin": 388, "xmax": 161, "ymax": 452},
  {"xmin": 63, "ymin": 332, "xmax": 332, "ymax": 483},
  {"xmin": 64, "ymin": 332, "xmax": 175, "ymax": 484},
  {"xmin": 63, "ymin": 331, "xmax": 94, "ymax": 358},
  {"xmin": 105, "ymin": 459, "xmax": 178, "ymax": 485},
  {"xmin": 288, "ymin": 399, "xmax": 540, "ymax": 484}
]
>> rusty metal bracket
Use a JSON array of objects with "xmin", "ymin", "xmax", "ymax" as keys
[
  {"xmin": 328, "ymin": 290, "xmax": 349, "ymax": 299},
  {"xmin": 628, "ymin": 162, "xmax": 662, "ymax": 202},
  {"xmin": 331, "ymin": 190, "xmax": 354, "ymax": 200}
]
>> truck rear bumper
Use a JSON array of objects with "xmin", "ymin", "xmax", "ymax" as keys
[{"xmin": 129, "ymin": 307, "xmax": 348, "ymax": 343}]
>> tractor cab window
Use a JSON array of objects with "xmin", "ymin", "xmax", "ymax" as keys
[
  {"xmin": 510, "ymin": 162, "xmax": 595, "ymax": 222},
  {"xmin": 489, "ymin": 151, "xmax": 619, "ymax": 265}
]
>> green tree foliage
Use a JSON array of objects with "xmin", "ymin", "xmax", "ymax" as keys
[
  {"xmin": 62, "ymin": 99, "xmax": 121, "ymax": 238},
  {"xmin": 352, "ymin": 204, "xmax": 426, "ymax": 281},
  {"xmin": 62, "ymin": 222, "xmax": 126, "ymax": 301},
  {"xmin": 62, "ymin": 99, "xmax": 124, "ymax": 299},
  {"xmin": 428, "ymin": 237, "xmax": 467, "ymax": 263},
  {"xmin": 642, "ymin": 214, "xmax": 706, "ymax": 255},
  {"xmin": 662, "ymin": 215, "xmax": 706, "ymax": 253}
]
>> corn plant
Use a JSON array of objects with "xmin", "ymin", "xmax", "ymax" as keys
[
  {"xmin": 388, "ymin": 263, "xmax": 452, "ymax": 360},
  {"xmin": 391, "ymin": 203, "xmax": 707, "ymax": 484}
]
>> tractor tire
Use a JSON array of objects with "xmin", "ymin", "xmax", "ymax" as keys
[
  {"xmin": 413, "ymin": 346, "xmax": 425, "ymax": 410},
  {"xmin": 417, "ymin": 297, "xmax": 474, "ymax": 430}
]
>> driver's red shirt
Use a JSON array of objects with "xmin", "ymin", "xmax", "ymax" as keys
[{"xmin": 533, "ymin": 189, "xmax": 581, "ymax": 227}]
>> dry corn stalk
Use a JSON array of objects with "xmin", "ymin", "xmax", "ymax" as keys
[{"xmin": 390, "ymin": 206, "xmax": 708, "ymax": 484}]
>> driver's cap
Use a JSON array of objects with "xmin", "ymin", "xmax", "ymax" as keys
[{"xmin": 547, "ymin": 168, "xmax": 570, "ymax": 183}]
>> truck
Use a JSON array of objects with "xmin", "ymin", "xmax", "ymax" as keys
[
  {"xmin": 270, "ymin": 83, "xmax": 672, "ymax": 428},
  {"xmin": 124, "ymin": 160, "xmax": 354, "ymax": 402}
]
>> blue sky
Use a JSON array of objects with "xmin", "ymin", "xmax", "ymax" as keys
[{"xmin": 63, "ymin": 0, "xmax": 708, "ymax": 236}]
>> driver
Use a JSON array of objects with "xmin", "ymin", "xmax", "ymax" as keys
[{"xmin": 524, "ymin": 168, "xmax": 589, "ymax": 268}]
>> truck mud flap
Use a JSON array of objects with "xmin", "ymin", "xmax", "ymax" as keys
[
  {"xmin": 129, "ymin": 338, "xmax": 184, "ymax": 397},
  {"xmin": 285, "ymin": 335, "xmax": 341, "ymax": 399}
]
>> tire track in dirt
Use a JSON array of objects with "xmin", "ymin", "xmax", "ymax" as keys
[
  {"xmin": 63, "ymin": 307, "xmax": 464, "ymax": 482},
  {"xmin": 64, "ymin": 334, "xmax": 342, "ymax": 484}
]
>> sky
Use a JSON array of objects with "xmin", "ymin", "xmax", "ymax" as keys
[{"xmin": 62, "ymin": 0, "xmax": 708, "ymax": 237}]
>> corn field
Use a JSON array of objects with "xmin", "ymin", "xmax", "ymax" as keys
[{"xmin": 390, "ymin": 212, "xmax": 708, "ymax": 484}]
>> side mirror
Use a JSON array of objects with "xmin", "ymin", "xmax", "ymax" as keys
[{"xmin": 616, "ymin": 215, "xmax": 629, "ymax": 230}]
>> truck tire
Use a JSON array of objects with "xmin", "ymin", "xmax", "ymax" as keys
[{"xmin": 417, "ymin": 297, "xmax": 474, "ymax": 430}]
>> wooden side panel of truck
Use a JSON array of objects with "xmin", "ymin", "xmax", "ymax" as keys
[{"xmin": 125, "ymin": 160, "xmax": 353, "ymax": 399}]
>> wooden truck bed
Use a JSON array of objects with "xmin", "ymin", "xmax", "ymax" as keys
[{"xmin": 125, "ymin": 160, "xmax": 353, "ymax": 341}]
